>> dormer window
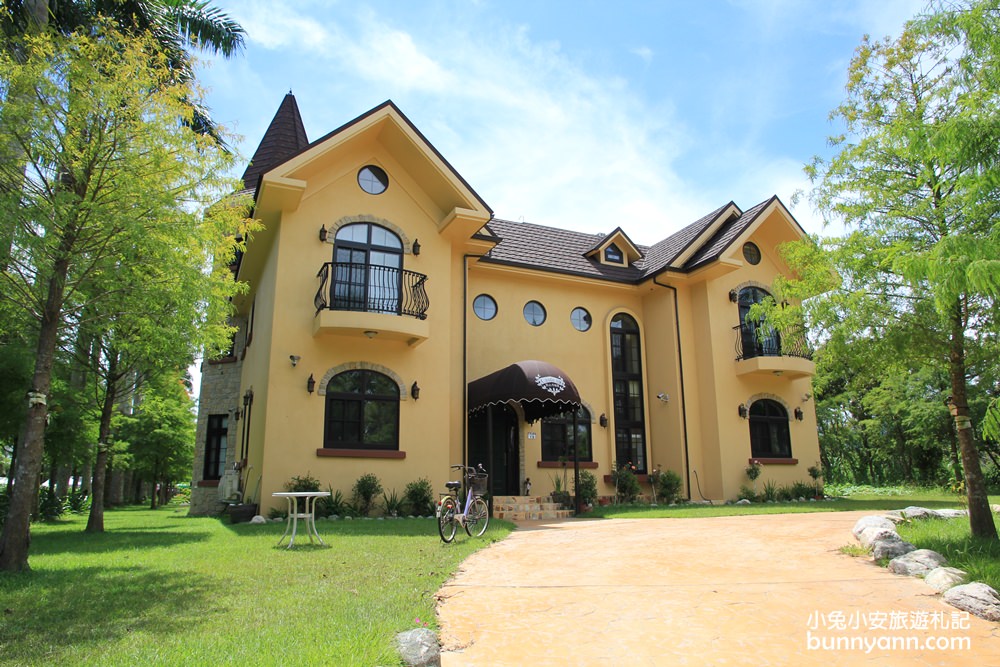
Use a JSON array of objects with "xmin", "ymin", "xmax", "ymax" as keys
[{"xmin": 604, "ymin": 243, "xmax": 624, "ymax": 264}]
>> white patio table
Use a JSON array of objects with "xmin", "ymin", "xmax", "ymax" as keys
[{"xmin": 272, "ymin": 491, "xmax": 330, "ymax": 548}]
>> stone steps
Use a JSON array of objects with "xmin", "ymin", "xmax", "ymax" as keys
[{"xmin": 492, "ymin": 495, "xmax": 575, "ymax": 522}]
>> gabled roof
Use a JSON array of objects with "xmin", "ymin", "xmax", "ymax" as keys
[
  {"xmin": 478, "ymin": 196, "xmax": 807, "ymax": 283},
  {"xmin": 241, "ymin": 92, "xmax": 309, "ymax": 191}
]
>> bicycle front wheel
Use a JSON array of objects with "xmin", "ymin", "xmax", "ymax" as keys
[
  {"xmin": 464, "ymin": 497, "xmax": 489, "ymax": 537},
  {"xmin": 437, "ymin": 496, "xmax": 458, "ymax": 543}
]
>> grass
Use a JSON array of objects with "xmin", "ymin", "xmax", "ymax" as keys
[
  {"xmin": 897, "ymin": 517, "xmax": 1000, "ymax": 591},
  {"xmin": 0, "ymin": 505, "xmax": 512, "ymax": 666}
]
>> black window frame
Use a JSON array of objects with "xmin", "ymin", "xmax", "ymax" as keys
[
  {"xmin": 541, "ymin": 406, "xmax": 593, "ymax": 463},
  {"xmin": 323, "ymin": 370, "xmax": 400, "ymax": 450},
  {"xmin": 332, "ymin": 223, "xmax": 404, "ymax": 314},
  {"xmin": 523, "ymin": 300, "xmax": 546, "ymax": 326},
  {"xmin": 570, "ymin": 307, "xmax": 592, "ymax": 332},
  {"xmin": 610, "ymin": 313, "xmax": 646, "ymax": 472},
  {"xmin": 749, "ymin": 399, "xmax": 792, "ymax": 459},
  {"xmin": 203, "ymin": 414, "xmax": 228, "ymax": 481},
  {"xmin": 738, "ymin": 286, "xmax": 781, "ymax": 358},
  {"xmin": 473, "ymin": 294, "xmax": 498, "ymax": 321},
  {"xmin": 604, "ymin": 243, "xmax": 623, "ymax": 263}
]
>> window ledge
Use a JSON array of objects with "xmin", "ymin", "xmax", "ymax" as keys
[
  {"xmin": 537, "ymin": 460, "xmax": 598, "ymax": 469},
  {"xmin": 749, "ymin": 457, "xmax": 798, "ymax": 465},
  {"xmin": 317, "ymin": 448, "xmax": 406, "ymax": 459},
  {"xmin": 197, "ymin": 480, "xmax": 220, "ymax": 487}
]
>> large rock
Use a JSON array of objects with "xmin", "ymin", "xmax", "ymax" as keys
[
  {"xmin": 852, "ymin": 515, "xmax": 896, "ymax": 539},
  {"xmin": 935, "ymin": 509, "xmax": 968, "ymax": 519},
  {"xmin": 888, "ymin": 549, "xmax": 947, "ymax": 576},
  {"xmin": 901, "ymin": 506, "xmax": 942, "ymax": 520},
  {"xmin": 872, "ymin": 535, "xmax": 916, "ymax": 561},
  {"xmin": 858, "ymin": 526, "xmax": 899, "ymax": 549},
  {"xmin": 924, "ymin": 567, "xmax": 968, "ymax": 592},
  {"xmin": 250, "ymin": 515, "xmax": 267, "ymax": 524},
  {"xmin": 942, "ymin": 583, "xmax": 1000, "ymax": 622},
  {"xmin": 396, "ymin": 628, "xmax": 440, "ymax": 667}
]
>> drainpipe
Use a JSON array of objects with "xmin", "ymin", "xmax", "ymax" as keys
[
  {"xmin": 463, "ymin": 253, "xmax": 485, "ymax": 472},
  {"xmin": 653, "ymin": 276, "xmax": 692, "ymax": 500}
]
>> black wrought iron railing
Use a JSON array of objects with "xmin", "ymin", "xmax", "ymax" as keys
[
  {"xmin": 734, "ymin": 324, "xmax": 812, "ymax": 361},
  {"xmin": 315, "ymin": 262, "xmax": 429, "ymax": 319}
]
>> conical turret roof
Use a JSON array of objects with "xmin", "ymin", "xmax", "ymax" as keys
[{"xmin": 241, "ymin": 92, "xmax": 309, "ymax": 191}]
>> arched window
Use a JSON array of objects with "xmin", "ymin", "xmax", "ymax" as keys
[
  {"xmin": 610, "ymin": 313, "xmax": 646, "ymax": 472},
  {"xmin": 332, "ymin": 223, "xmax": 403, "ymax": 314},
  {"xmin": 738, "ymin": 286, "xmax": 780, "ymax": 359},
  {"xmin": 749, "ymin": 399, "xmax": 792, "ymax": 459},
  {"xmin": 324, "ymin": 370, "xmax": 399, "ymax": 450},
  {"xmin": 541, "ymin": 406, "xmax": 592, "ymax": 462}
]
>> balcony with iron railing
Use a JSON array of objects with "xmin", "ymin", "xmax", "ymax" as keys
[
  {"xmin": 733, "ymin": 323, "xmax": 815, "ymax": 378},
  {"xmin": 313, "ymin": 262, "xmax": 431, "ymax": 345}
]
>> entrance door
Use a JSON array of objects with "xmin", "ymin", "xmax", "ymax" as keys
[{"xmin": 468, "ymin": 405, "xmax": 519, "ymax": 496}]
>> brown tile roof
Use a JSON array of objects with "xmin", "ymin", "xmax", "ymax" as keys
[
  {"xmin": 241, "ymin": 92, "xmax": 309, "ymax": 191},
  {"xmin": 479, "ymin": 197, "xmax": 780, "ymax": 283}
]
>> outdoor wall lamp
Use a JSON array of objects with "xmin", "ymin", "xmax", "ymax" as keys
[
  {"xmin": 306, "ymin": 374, "xmax": 316, "ymax": 394},
  {"xmin": 412, "ymin": 239, "xmax": 421, "ymax": 255},
  {"xmin": 656, "ymin": 392, "xmax": 670, "ymax": 403},
  {"xmin": 289, "ymin": 354, "xmax": 300, "ymax": 367},
  {"xmin": 728, "ymin": 289, "xmax": 739, "ymax": 302},
  {"xmin": 794, "ymin": 407, "xmax": 804, "ymax": 421},
  {"xmin": 738, "ymin": 403, "xmax": 749, "ymax": 419},
  {"xmin": 319, "ymin": 224, "xmax": 328, "ymax": 242},
  {"xmin": 411, "ymin": 381, "xmax": 420, "ymax": 400},
  {"xmin": 599, "ymin": 413, "xmax": 608, "ymax": 428}
]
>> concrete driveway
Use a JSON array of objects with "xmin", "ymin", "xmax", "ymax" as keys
[{"xmin": 436, "ymin": 511, "xmax": 999, "ymax": 666}]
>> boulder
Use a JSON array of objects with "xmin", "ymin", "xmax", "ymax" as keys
[
  {"xmin": 858, "ymin": 526, "xmax": 899, "ymax": 549},
  {"xmin": 735, "ymin": 498, "xmax": 751, "ymax": 505},
  {"xmin": 872, "ymin": 536, "xmax": 916, "ymax": 561},
  {"xmin": 901, "ymin": 506, "xmax": 942, "ymax": 520},
  {"xmin": 396, "ymin": 628, "xmax": 440, "ymax": 667},
  {"xmin": 887, "ymin": 549, "xmax": 947, "ymax": 576},
  {"xmin": 942, "ymin": 583, "xmax": 1000, "ymax": 622},
  {"xmin": 924, "ymin": 567, "xmax": 968, "ymax": 592},
  {"xmin": 935, "ymin": 509, "xmax": 968, "ymax": 519},
  {"xmin": 853, "ymin": 515, "xmax": 896, "ymax": 539},
  {"xmin": 249, "ymin": 515, "xmax": 267, "ymax": 524}
]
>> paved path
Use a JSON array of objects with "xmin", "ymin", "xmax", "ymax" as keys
[{"xmin": 436, "ymin": 511, "xmax": 999, "ymax": 666}]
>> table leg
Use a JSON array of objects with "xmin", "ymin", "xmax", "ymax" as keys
[
  {"xmin": 277, "ymin": 496, "xmax": 293, "ymax": 546},
  {"xmin": 308, "ymin": 496, "xmax": 325, "ymax": 545}
]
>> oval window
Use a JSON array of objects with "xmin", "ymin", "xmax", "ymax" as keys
[
  {"xmin": 742, "ymin": 242, "xmax": 761, "ymax": 265},
  {"xmin": 523, "ymin": 301, "xmax": 546, "ymax": 326},
  {"xmin": 473, "ymin": 294, "xmax": 497, "ymax": 321},
  {"xmin": 570, "ymin": 307, "xmax": 592, "ymax": 332},
  {"xmin": 358, "ymin": 165, "xmax": 389, "ymax": 195}
]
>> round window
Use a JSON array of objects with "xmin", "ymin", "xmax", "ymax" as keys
[
  {"xmin": 742, "ymin": 242, "xmax": 761, "ymax": 265},
  {"xmin": 570, "ymin": 307, "xmax": 592, "ymax": 332},
  {"xmin": 523, "ymin": 301, "xmax": 546, "ymax": 326},
  {"xmin": 358, "ymin": 165, "xmax": 389, "ymax": 195},
  {"xmin": 473, "ymin": 294, "xmax": 497, "ymax": 321}
]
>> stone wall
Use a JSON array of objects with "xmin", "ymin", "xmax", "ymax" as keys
[{"xmin": 189, "ymin": 318, "xmax": 246, "ymax": 516}]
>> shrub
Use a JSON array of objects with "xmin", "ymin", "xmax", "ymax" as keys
[
  {"xmin": 317, "ymin": 487, "xmax": 353, "ymax": 517},
  {"xmin": 737, "ymin": 485, "xmax": 756, "ymax": 502},
  {"xmin": 761, "ymin": 479, "xmax": 779, "ymax": 502},
  {"xmin": 67, "ymin": 489, "xmax": 91, "ymax": 514},
  {"xmin": 403, "ymin": 478, "xmax": 435, "ymax": 516},
  {"xmin": 285, "ymin": 472, "xmax": 321, "ymax": 512},
  {"xmin": 745, "ymin": 460, "xmax": 762, "ymax": 482},
  {"xmin": 381, "ymin": 489, "xmax": 404, "ymax": 517},
  {"xmin": 352, "ymin": 473, "xmax": 383, "ymax": 516},
  {"xmin": 576, "ymin": 470, "xmax": 598, "ymax": 507},
  {"xmin": 790, "ymin": 481, "xmax": 814, "ymax": 499},
  {"xmin": 611, "ymin": 462, "xmax": 641, "ymax": 504},
  {"xmin": 267, "ymin": 505, "xmax": 287, "ymax": 520},
  {"xmin": 39, "ymin": 487, "xmax": 66, "ymax": 522},
  {"xmin": 169, "ymin": 487, "xmax": 191, "ymax": 506},
  {"xmin": 655, "ymin": 469, "xmax": 683, "ymax": 504}
]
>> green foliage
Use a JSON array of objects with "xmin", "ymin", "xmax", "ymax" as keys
[
  {"xmin": 745, "ymin": 461, "xmax": 762, "ymax": 482},
  {"xmin": 284, "ymin": 473, "xmax": 321, "ymax": 493},
  {"xmin": 738, "ymin": 485, "xmax": 757, "ymax": 502},
  {"xmin": 611, "ymin": 462, "xmax": 641, "ymax": 504},
  {"xmin": 381, "ymin": 489, "xmax": 403, "ymax": 517},
  {"xmin": 654, "ymin": 469, "xmax": 683, "ymax": 504},
  {"xmin": 38, "ymin": 488, "xmax": 66, "ymax": 522},
  {"xmin": 351, "ymin": 473, "xmax": 383, "ymax": 517},
  {"xmin": 66, "ymin": 490, "xmax": 90, "ymax": 514},
  {"xmin": 897, "ymin": 517, "xmax": 1000, "ymax": 591},
  {"xmin": 761, "ymin": 480, "xmax": 779, "ymax": 503},
  {"xmin": 576, "ymin": 470, "xmax": 598, "ymax": 507},
  {"xmin": 402, "ymin": 478, "xmax": 435, "ymax": 516}
]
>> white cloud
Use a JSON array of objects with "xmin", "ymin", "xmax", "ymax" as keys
[{"xmin": 631, "ymin": 46, "xmax": 654, "ymax": 64}]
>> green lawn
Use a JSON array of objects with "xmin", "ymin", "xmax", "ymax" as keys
[
  {"xmin": 0, "ymin": 506, "xmax": 512, "ymax": 666},
  {"xmin": 896, "ymin": 517, "xmax": 1000, "ymax": 591}
]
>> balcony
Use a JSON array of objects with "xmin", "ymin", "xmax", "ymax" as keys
[
  {"xmin": 313, "ymin": 262, "xmax": 430, "ymax": 345},
  {"xmin": 733, "ymin": 324, "xmax": 814, "ymax": 378}
]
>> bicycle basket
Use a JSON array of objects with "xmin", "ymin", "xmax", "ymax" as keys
[{"xmin": 471, "ymin": 472, "xmax": 488, "ymax": 495}]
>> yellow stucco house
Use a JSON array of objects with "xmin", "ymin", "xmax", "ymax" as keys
[{"xmin": 189, "ymin": 95, "xmax": 820, "ymax": 516}]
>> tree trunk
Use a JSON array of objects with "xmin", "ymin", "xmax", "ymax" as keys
[
  {"xmin": 0, "ymin": 249, "xmax": 72, "ymax": 571},
  {"xmin": 86, "ymin": 351, "xmax": 119, "ymax": 533},
  {"xmin": 948, "ymin": 307, "xmax": 998, "ymax": 540}
]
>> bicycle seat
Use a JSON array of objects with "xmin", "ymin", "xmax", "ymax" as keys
[{"xmin": 445, "ymin": 481, "xmax": 462, "ymax": 491}]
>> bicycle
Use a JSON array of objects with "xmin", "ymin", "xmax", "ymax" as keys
[{"xmin": 437, "ymin": 464, "xmax": 490, "ymax": 543}]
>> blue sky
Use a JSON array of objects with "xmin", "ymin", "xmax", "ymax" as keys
[{"xmin": 197, "ymin": 0, "xmax": 925, "ymax": 245}]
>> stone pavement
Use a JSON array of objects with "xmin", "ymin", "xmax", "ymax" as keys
[{"xmin": 436, "ymin": 511, "xmax": 999, "ymax": 666}]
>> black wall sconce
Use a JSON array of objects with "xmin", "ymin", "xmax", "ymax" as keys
[
  {"xmin": 412, "ymin": 239, "xmax": 421, "ymax": 255},
  {"xmin": 410, "ymin": 381, "xmax": 420, "ymax": 400},
  {"xmin": 306, "ymin": 373, "xmax": 316, "ymax": 394},
  {"xmin": 794, "ymin": 407, "xmax": 804, "ymax": 421},
  {"xmin": 729, "ymin": 289, "xmax": 739, "ymax": 303},
  {"xmin": 319, "ymin": 224, "xmax": 328, "ymax": 242},
  {"xmin": 599, "ymin": 413, "xmax": 608, "ymax": 428},
  {"xmin": 738, "ymin": 403, "xmax": 748, "ymax": 419}
]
